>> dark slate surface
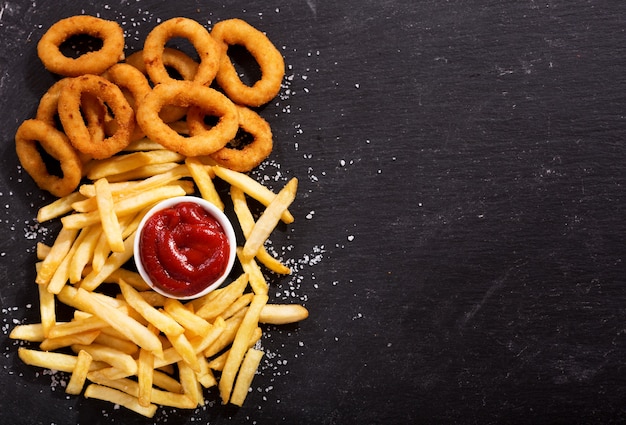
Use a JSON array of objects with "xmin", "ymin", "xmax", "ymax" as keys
[{"xmin": 1, "ymin": 0, "xmax": 626, "ymax": 424}]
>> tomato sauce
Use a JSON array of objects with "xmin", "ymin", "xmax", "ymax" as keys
[{"xmin": 139, "ymin": 202, "xmax": 230, "ymax": 297}]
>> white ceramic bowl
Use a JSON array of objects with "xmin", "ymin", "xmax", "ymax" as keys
[{"xmin": 133, "ymin": 196, "xmax": 237, "ymax": 300}]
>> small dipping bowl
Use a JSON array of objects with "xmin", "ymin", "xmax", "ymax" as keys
[{"xmin": 134, "ymin": 196, "xmax": 237, "ymax": 300}]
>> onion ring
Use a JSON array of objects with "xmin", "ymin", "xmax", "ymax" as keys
[
  {"xmin": 142, "ymin": 18, "xmax": 220, "ymax": 86},
  {"xmin": 58, "ymin": 74, "xmax": 135, "ymax": 159},
  {"xmin": 126, "ymin": 47, "xmax": 201, "ymax": 123},
  {"xmin": 101, "ymin": 63, "xmax": 152, "ymax": 141},
  {"xmin": 210, "ymin": 18, "xmax": 285, "ymax": 106},
  {"xmin": 136, "ymin": 80, "xmax": 238, "ymax": 157},
  {"xmin": 204, "ymin": 105, "xmax": 273, "ymax": 172},
  {"xmin": 125, "ymin": 47, "xmax": 200, "ymax": 82},
  {"xmin": 36, "ymin": 78, "xmax": 108, "ymax": 146},
  {"xmin": 15, "ymin": 119, "xmax": 83, "ymax": 197},
  {"xmin": 37, "ymin": 15, "xmax": 125, "ymax": 77}
]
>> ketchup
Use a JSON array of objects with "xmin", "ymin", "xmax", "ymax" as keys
[{"xmin": 139, "ymin": 202, "xmax": 230, "ymax": 297}]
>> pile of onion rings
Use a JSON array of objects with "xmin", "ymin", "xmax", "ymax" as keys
[{"xmin": 16, "ymin": 15, "xmax": 285, "ymax": 196}]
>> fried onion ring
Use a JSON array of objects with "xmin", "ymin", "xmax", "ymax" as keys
[
  {"xmin": 203, "ymin": 105, "xmax": 273, "ymax": 172},
  {"xmin": 37, "ymin": 15, "xmax": 125, "ymax": 77},
  {"xmin": 143, "ymin": 18, "xmax": 220, "ymax": 86},
  {"xmin": 101, "ymin": 63, "xmax": 152, "ymax": 141},
  {"xmin": 36, "ymin": 78, "xmax": 108, "ymax": 146},
  {"xmin": 126, "ymin": 47, "xmax": 201, "ymax": 122},
  {"xmin": 15, "ymin": 119, "xmax": 83, "ymax": 197},
  {"xmin": 136, "ymin": 80, "xmax": 238, "ymax": 157},
  {"xmin": 58, "ymin": 74, "xmax": 135, "ymax": 159},
  {"xmin": 210, "ymin": 18, "xmax": 285, "ymax": 106}
]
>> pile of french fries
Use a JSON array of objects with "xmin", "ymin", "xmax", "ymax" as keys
[{"xmin": 10, "ymin": 137, "xmax": 308, "ymax": 417}]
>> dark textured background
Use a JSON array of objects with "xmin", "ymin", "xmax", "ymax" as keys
[{"xmin": 1, "ymin": 0, "xmax": 626, "ymax": 424}]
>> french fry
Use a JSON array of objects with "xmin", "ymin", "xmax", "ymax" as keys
[
  {"xmin": 219, "ymin": 292, "xmax": 253, "ymax": 320},
  {"xmin": 38, "ymin": 283, "xmax": 56, "ymax": 337},
  {"xmin": 35, "ymin": 227, "xmax": 78, "ymax": 286},
  {"xmin": 203, "ymin": 310, "xmax": 246, "ymax": 358},
  {"xmin": 163, "ymin": 298, "xmax": 212, "ymax": 337},
  {"xmin": 167, "ymin": 332, "xmax": 200, "ymax": 372},
  {"xmin": 68, "ymin": 225, "xmax": 101, "ymax": 283},
  {"xmin": 208, "ymin": 326, "xmax": 262, "ymax": 372},
  {"xmin": 9, "ymin": 323, "xmax": 46, "ymax": 342},
  {"xmin": 105, "ymin": 268, "xmax": 150, "ymax": 291},
  {"xmin": 87, "ymin": 150, "xmax": 185, "ymax": 180},
  {"xmin": 72, "ymin": 288, "xmax": 163, "ymax": 358},
  {"xmin": 65, "ymin": 350, "xmax": 93, "ymax": 395},
  {"xmin": 106, "ymin": 162, "xmax": 182, "ymax": 183},
  {"xmin": 93, "ymin": 333, "xmax": 139, "ymax": 355},
  {"xmin": 259, "ymin": 304, "xmax": 310, "ymax": 325},
  {"xmin": 36, "ymin": 242, "xmax": 51, "ymax": 260},
  {"xmin": 61, "ymin": 185, "xmax": 186, "ymax": 230},
  {"xmin": 186, "ymin": 157, "xmax": 224, "ymax": 210},
  {"xmin": 196, "ymin": 354, "xmax": 217, "ymax": 388},
  {"xmin": 137, "ymin": 326, "xmax": 156, "ymax": 407},
  {"xmin": 94, "ymin": 178, "xmax": 125, "ymax": 253},
  {"xmin": 80, "ymin": 233, "xmax": 136, "ymax": 291},
  {"xmin": 40, "ymin": 329, "xmax": 100, "ymax": 351},
  {"xmin": 237, "ymin": 247, "xmax": 268, "ymax": 295},
  {"xmin": 179, "ymin": 360, "xmax": 202, "ymax": 407},
  {"xmin": 195, "ymin": 273, "xmax": 249, "ymax": 321},
  {"xmin": 37, "ymin": 191, "xmax": 86, "ymax": 222},
  {"xmin": 72, "ymin": 343, "xmax": 138, "ymax": 375},
  {"xmin": 18, "ymin": 347, "xmax": 87, "ymax": 373},
  {"xmin": 230, "ymin": 348, "xmax": 264, "ymax": 406},
  {"xmin": 231, "ymin": 186, "xmax": 291, "ymax": 274},
  {"xmin": 218, "ymin": 294, "xmax": 268, "ymax": 404},
  {"xmin": 87, "ymin": 374, "xmax": 195, "ymax": 409},
  {"xmin": 213, "ymin": 165, "xmax": 294, "ymax": 224},
  {"xmin": 84, "ymin": 384, "xmax": 157, "ymax": 418},
  {"xmin": 119, "ymin": 280, "xmax": 185, "ymax": 336},
  {"xmin": 242, "ymin": 178, "xmax": 298, "ymax": 259}
]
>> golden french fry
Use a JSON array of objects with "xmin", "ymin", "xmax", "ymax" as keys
[
  {"xmin": 36, "ymin": 242, "xmax": 51, "ymax": 260},
  {"xmin": 163, "ymin": 298, "xmax": 212, "ymax": 337},
  {"xmin": 119, "ymin": 280, "xmax": 185, "ymax": 336},
  {"xmin": 230, "ymin": 186, "xmax": 290, "ymax": 274},
  {"xmin": 87, "ymin": 150, "xmax": 185, "ymax": 180},
  {"xmin": 18, "ymin": 347, "xmax": 90, "ymax": 373},
  {"xmin": 37, "ymin": 191, "xmax": 85, "ymax": 222},
  {"xmin": 178, "ymin": 360, "xmax": 202, "ymax": 407},
  {"xmin": 40, "ymin": 329, "xmax": 100, "ymax": 351},
  {"xmin": 218, "ymin": 294, "xmax": 268, "ymax": 404},
  {"xmin": 72, "ymin": 343, "xmax": 137, "ymax": 375},
  {"xmin": 259, "ymin": 304, "xmax": 310, "ymax": 325},
  {"xmin": 87, "ymin": 374, "xmax": 195, "ymax": 409},
  {"xmin": 167, "ymin": 332, "xmax": 200, "ymax": 372},
  {"xmin": 137, "ymin": 339, "xmax": 155, "ymax": 407},
  {"xmin": 93, "ymin": 333, "xmax": 139, "ymax": 355},
  {"xmin": 106, "ymin": 162, "xmax": 182, "ymax": 183},
  {"xmin": 105, "ymin": 268, "xmax": 150, "ymax": 291},
  {"xmin": 61, "ymin": 185, "xmax": 186, "ymax": 230},
  {"xmin": 72, "ymin": 288, "xmax": 163, "ymax": 358},
  {"xmin": 39, "ymin": 283, "xmax": 56, "ymax": 337},
  {"xmin": 35, "ymin": 227, "xmax": 78, "ymax": 286},
  {"xmin": 196, "ymin": 354, "xmax": 217, "ymax": 388},
  {"xmin": 195, "ymin": 273, "xmax": 249, "ymax": 321},
  {"xmin": 237, "ymin": 247, "xmax": 268, "ymax": 295},
  {"xmin": 66, "ymin": 350, "xmax": 93, "ymax": 395},
  {"xmin": 47, "ymin": 314, "xmax": 109, "ymax": 339},
  {"xmin": 208, "ymin": 326, "xmax": 262, "ymax": 372},
  {"xmin": 219, "ymin": 292, "xmax": 253, "ymax": 320},
  {"xmin": 203, "ymin": 310, "xmax": 246, "ymax": 358},
  {"xmin": 94, "ymin": 178, "xmax": 125, "ymax": 253},
  {"xmin": 242, "ymin": 178, "xmax": 298, "ymax": 259},
  {"xmin": 68, "ymin": 225, "xmax": 101, "ymax": 283},
  {"xmin": 186, "ymin": 158, "xmax": 224, "ymax": 210},
  {"xmin": 84, "ymin": 384, "xmax": 157, "ymax": 418},
  {"xmin": 80, "ymin": 233, "xmax": 136, "ymax": 291},
  {"xmin": 9, "ymin": 323, "xmax": 46, "ymax": 342},
  {"xmin": 213, "ymin": 165, "xmax": 294, "ymax": 224},
  {"xmin": 230, "ymin": 348, "xmax": 264, "ymax": 406},
  {"xmin": 152, "ymin": 369, "xmax": 183, "ymax": 393}
]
